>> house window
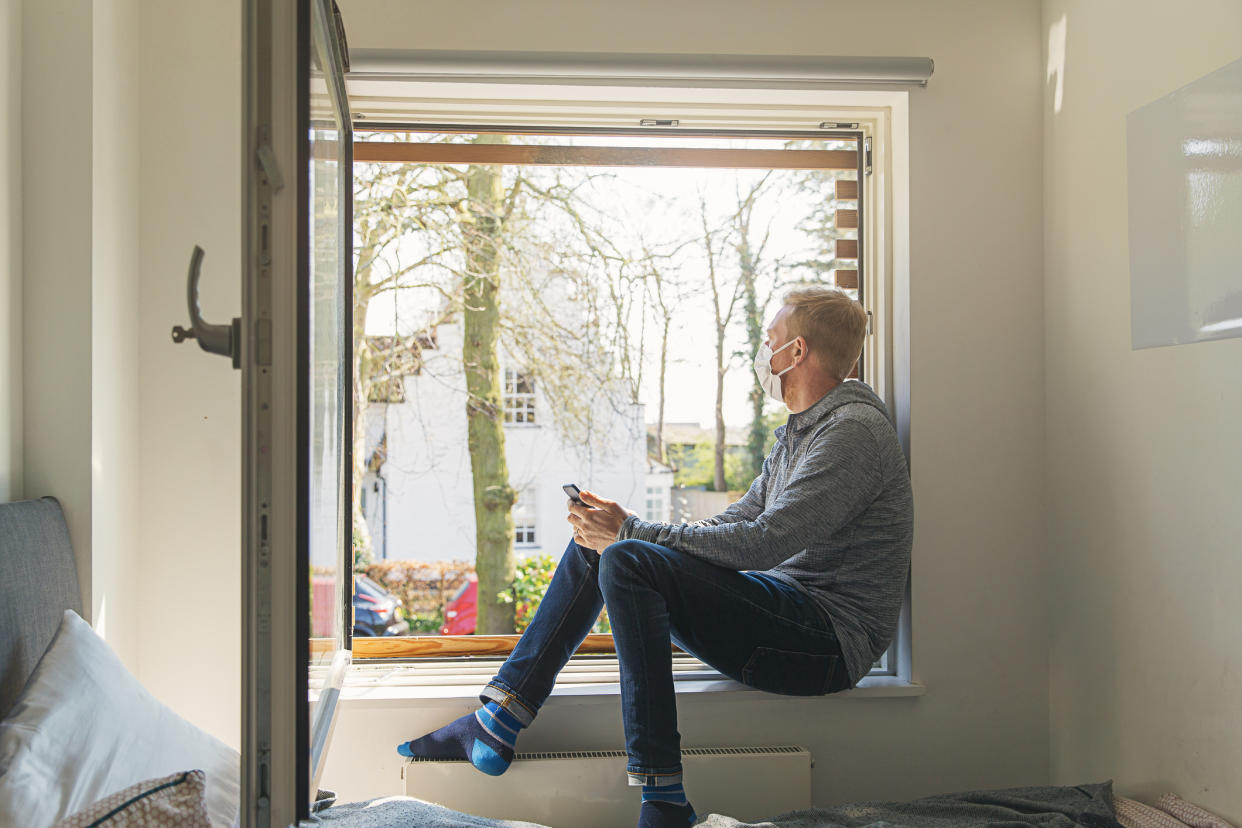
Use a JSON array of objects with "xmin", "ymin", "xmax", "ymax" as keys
[
  {"xmin": 645, "ymin": 486, "xmax": 667, "ymax": 522},
  {"xmin": 513, "ymin": 488, "xmax": 537, "ymax": 547},
  {"xmin": 503, "ymin": 370, "xmax": 536, "ymax": 425}
]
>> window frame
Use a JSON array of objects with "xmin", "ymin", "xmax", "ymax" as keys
[
  {"xmin": 502, "ymin": 367, "xmax": 538, "ymax": 426},
  {"xmin": 513, "ymin": 486, "xmax": 538, "ymax": 548},
  {"xmin": 343, "ymin": 89, "xmax": 912, "ymax": 688}
]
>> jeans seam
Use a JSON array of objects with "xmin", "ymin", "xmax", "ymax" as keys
[
  {"xmin": 509, "ymin": 549, "xmax": 597, "ymax": 701},
  {"xmin": 608, "ymin": 547, "xmax": 681, "ymax": 777}
]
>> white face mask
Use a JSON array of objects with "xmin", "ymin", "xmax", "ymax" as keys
[{"xmin": 753, "ymin": 338, "xmax": 798, "ymax": 403}]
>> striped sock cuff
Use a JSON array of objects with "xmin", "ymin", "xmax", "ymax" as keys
[
  {"xmin": 474, "ymin": 708, "xmax": 518, "ymax": 749},
  {"xmin": 487, "ymin": 703, "xmax": 525, "ymax": 734},
  {"xmin": 642, "ymin": 782, "xmax": 688, "ymax": 806}
]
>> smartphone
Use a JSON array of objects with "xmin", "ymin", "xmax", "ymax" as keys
[{"xmin": 562, "ymin": 483, "xmax": 583, "ymax": 504}]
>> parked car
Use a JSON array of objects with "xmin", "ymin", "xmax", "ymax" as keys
[
  {"xmin": 353, "ymin": 573, "xmax": 410, "ymax": 637},
  {"xmin": 439, "ymin": 577, "xmax": 477, "ymax": 635}
]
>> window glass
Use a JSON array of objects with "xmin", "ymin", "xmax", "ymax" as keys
[
  {"xmin": 513, "ymin": 488, "xmax": 537, "ymax": 547},
  {"xmin": 351, "ymin": 131, "xmax": 870, "ymax": 652},
  {"xmin": 504, "ymin": 369, "xmax": 537, "ymax": 425}
]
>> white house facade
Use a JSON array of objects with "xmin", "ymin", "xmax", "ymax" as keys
[{"xmin": 361, "ymin": 320, "xmax": 669, "ymax": 563}]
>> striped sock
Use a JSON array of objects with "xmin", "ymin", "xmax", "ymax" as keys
[
  {"xmin": 397, "ymin": 701, "xmax": 527, "ymax": 776},
  {"xmin": 638, "ymin": 786, "xmax": 697, "ymax": 827},
  {"xmin": 474, "ymin": 701, "xmax": 525, "ymax": 752},
  {"xmin": 641, "ymin": 782, "xmax": 688, "ymax": 807}
]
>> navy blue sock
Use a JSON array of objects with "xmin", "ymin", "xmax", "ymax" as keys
[
  {"xmin": 638, "ymin": 798, "xmax": 697, "ymax": 828},
  {"xmin": 397, "ymin": 701, "xmax": 527, "ymax": 776},
  {"xmin": 640, "ymin": 783, "xmax": 695, "ymax": 826}
]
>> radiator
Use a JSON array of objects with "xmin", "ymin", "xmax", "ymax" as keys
[{"xmin": 402, "ymin": 745, "xmax": 811, "ymax": 826}]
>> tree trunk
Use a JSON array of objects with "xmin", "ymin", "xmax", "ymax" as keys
[
  {"xmin": 655, "ymin": 316, "xmax": 670, "ymax": 466},
  {"xmin": 350, "ymin": 226, "xmax": 380, "ymax": 565},
  {"xmin": 739, "ymin": 236, "xmax": 767, "ymax": 482},
  {"xmin": 714, "ymin": 327, "xmax": 727, "ymax": 492},
  {"xmin": 463, "ymin": 136, "xmax": 517, "ymax": 635}
]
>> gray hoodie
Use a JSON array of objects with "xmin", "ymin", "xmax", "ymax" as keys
[{"xmin": 618, "ymin": 380, "xmax": 914, "ymax": 686}]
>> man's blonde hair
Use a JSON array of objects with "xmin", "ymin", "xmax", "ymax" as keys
[{"xmin": 783, "ymin": 287, "xmax": 868, "ymax": 381}]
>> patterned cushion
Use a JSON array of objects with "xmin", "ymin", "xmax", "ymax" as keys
[
  {"xmin": 1115, "ymin": 795, "xmax": 1193, "ymax": 828},
  {"xmin": 1155, "ymin": 794, "xmax": 1236, "ymax": 828},
  {"xmin": 52, "ymin": 770, "xmax": 210, "ymax": 828}
]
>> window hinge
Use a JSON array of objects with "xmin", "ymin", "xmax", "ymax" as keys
[
  {"xmin": 819, "ymin": 121, "xmax": 859, "ymax": 129},
  {"xmin": 866, "ymin": 310, "xmax": 873, "ymax": 335},
  {"xmin": 639, "ymin": 119, "xmax": 679, "ymax": 127},
  {"xmin": 864, "ymin": 137, "xmax": 873, "ymax": 176}
]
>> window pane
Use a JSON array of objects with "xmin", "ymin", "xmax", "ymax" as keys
[
  {"xmin": 307, "ymin": 31, "xmax": 347, "ymax": 655},
  {"xmin": 352, "ymin": 132, "xmax": 866, "ymax": 647}
]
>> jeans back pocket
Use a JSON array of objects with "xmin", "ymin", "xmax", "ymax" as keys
[{"xmin": 740, "ymin": 646, "xmax": 840, "ymax": 696}]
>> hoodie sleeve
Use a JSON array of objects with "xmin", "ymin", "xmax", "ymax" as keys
[{"xmin": 617, "ymin": 418, "xmax": 881, "ymax": 571}]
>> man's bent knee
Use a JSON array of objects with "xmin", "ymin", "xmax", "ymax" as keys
[
  {"xmin": 599, "ymin": 539, "xmax": 677, "ymax": 593},
  {"xmin": 598, "ymin": 539, "xmax": 645, "ymax": 585}
]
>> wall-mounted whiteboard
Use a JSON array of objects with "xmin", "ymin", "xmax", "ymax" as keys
[{"xmin": 1128, "ymin": 57, "xmax": 1242, "ymax": 349}]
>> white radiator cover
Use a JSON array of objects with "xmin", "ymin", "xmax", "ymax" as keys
[{"xmin": 402, "ymin": 746, "xmax": 812, "ymax": 826}]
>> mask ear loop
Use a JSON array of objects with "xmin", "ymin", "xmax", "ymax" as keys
[{"xmin": 774, "ymin": 336, "xmax": 801, "ymax": 378}]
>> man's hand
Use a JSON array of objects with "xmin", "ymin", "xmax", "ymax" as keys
[{"xmin": 567, "ymin": 490, "xmax": 632, "ymax": 551}]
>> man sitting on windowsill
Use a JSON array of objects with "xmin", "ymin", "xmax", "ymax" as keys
[{"xmin": 397, "ymin": 286, "xmax": 914, "ymax": 828}]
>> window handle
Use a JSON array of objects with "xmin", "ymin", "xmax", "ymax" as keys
[{"xmin": 171, "ymin": 245, "xmax": 241, "ymax": 369}]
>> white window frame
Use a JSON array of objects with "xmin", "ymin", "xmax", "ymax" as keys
[
  {"xmin": 645, "ymin": 485, "xmax": 669, "ymax": 523},
  {"xmin": 502, "ymin": 367, "xmax": 537, "ymax": 426},
  {"xmin": 346, "ymin": 81, "xmax": 913, "ymax": 691},
  {"xmin": 513, "ymin": 486, "xmax": 537, "ymax": 548}
]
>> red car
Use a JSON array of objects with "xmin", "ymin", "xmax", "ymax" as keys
[{"xmin": 440, "ymin": 578, "xmax": 477, "ymax": 635}]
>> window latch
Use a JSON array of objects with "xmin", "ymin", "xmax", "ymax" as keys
[{"xmin": 171, "ymin": 245, "xmax": 242, "ymax": 369}]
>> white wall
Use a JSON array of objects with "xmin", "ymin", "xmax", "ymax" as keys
[
  {"xmin": 135, "ymin": 0, "xmax": 243, "ymax": 748},
  {"xmin": 1042, "ymin": 1, "xmax": 1242, "ymax": 820},
  {"xmin": 90, "ymin": 0, "xmax": 142, "ymax": 671},
  {"xmin": 325, "ymin": 0, "xmax": 1049, "ymax": 807},
  {"xmin": 22, "ymin": 0, "xmax": 94, "ymax": 611},
  {"xmin": 14, "ymin": 0, "xmax": 144, "ymax": 669},
  {"xmin": 0, "ymin": 0, "xmax": 19, "ymax": 502}
]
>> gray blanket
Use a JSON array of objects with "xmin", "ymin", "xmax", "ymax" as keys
[
  {"xmin": 699, "ymin": 781, "xmax": 1121, "ymax": 827},
  {"xmin": 311, "ymin": 781, "xmax": 1121, "ymax": 827}
]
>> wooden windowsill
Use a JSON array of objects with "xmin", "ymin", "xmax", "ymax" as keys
[{"xmin": 313, "ymin": 634, "xmax": 630, "ymax": 659}]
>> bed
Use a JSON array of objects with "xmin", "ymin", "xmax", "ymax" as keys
[
  {"xmin": 0, "ymin": 496, "xmax": 1228, "ymax": 828},
  {"xmin": 310, "ymin": 782, "xmax": 1122, "ymax": 827}
]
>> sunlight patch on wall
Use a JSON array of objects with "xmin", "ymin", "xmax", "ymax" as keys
[{"xmin": 1047, "ymin": 14, "xmax": 1068, "ymax": 115}]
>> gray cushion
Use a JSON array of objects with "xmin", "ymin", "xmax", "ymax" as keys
[{"xmin": 0, "ymin": 497, "xmax": 81, "ymax": 721}]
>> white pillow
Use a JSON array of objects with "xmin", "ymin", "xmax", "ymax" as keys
[{"xmin": 0, "ymin": 611, "xmax": 239, "ymax": 828}]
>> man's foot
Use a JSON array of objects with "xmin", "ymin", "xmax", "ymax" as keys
[
  {"xmin": 638, "ymin": 800, "xmax": 697, "ymax": 827},
  {"xmin": 396, "ymin": 701, "xmax": 526, "ymax": 776}
]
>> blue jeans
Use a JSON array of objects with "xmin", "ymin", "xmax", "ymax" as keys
[{"xmin": 480, "ymin": 538, "xmax": 848, "ymax": 786}]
